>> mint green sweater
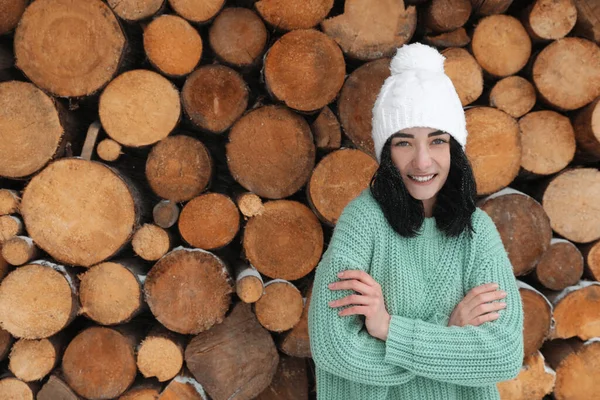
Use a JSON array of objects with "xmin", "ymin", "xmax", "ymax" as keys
[{"xmin": 308, "ymin": 190, "xmax": 524, "ymax": 399}]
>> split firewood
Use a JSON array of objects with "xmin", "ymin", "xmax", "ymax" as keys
[
  {"xmin": 518, "ymin": 111, "xmax": 576, "ymax": 176},
  {"xmin": 21, "ymin": 159, "xmax": 142, "ymax": 267},
  {"xmin": 1, "ymin": 236, "xmax": 39, "ymax": 266},
  {"xmin": 255, "ymin": 280, "xmax": 304, "ymax": 332},
  {"xmin": 145, "ymin": 248, "xmax": 233, "ymax": 334},
  {"xmin": 264, "ymin": 29, "xmax": 345, "ymax": 112},
  {"xmin": 0, "ymin": 375, "xmax": 38, "ymax": 399},
  {"xmin": 14, "ymin": 0, "xmax": 126, "ymax": 97},
  {"xmin": 441, "ymin": 47, "xmax": 483, "ymax": 106},
  {"xmin": 168, "ymin": 0, "xmax": 224, "ymax": 24},
  {"xmin": 37, "ymin": 374, "xmax": 81, "ymax": 400},
  {"xmin": 0, "ymin": 215, "xmax": 22, "ymax": 243},
  {"xmin": 144, "ymin": 14, "xmax": 202, "ymax": 77},
  {"xmin": 425, "ymin": 0, "xmax": 472, "ymax": 33},
  {"xmin": 0, "ymin": 327, "xmax": 13, "ymax": 360},
  {"xmin": 62, "ymin": 325, "xmax": 141, "ymax": 399},
  {"xmin": 479, "ymin": 189, "xmax": 552, "ymax": 275},
  {"xmin": 532, "ymin": 37, "xmax": 600, "ymax": 111},
  {"xmin": 132, "ymin": 224, "xmax": 171, "ymax": 261},
  {"xmin": 533, "ymin": 239, "xmax": 583, "ymax": 291},
  {"xmin": 209, "ymin": 7, "xmax": 267, "ymax": 67},
  {"xmin": 153, "ymin": 200, "xmax": 180, "ymax": 229},
  {"xmin": 9, "ymin": 333, "xmax": 66, "ymax": 382},
  {"xmin": 79, "ymin": 260, "xmax": 146, "ymax": 325},
  {"xmin": 522, "ymin": 0, "xmax": 577, "ymax": 41},
  {"xmin": 546, "ymin": 281, "xmax": 600, "ymax": 340},
  {"xmin": 471, "ymin": 15, "xmax": 531, "ymax": 77},
  {"xmin": 181, "ymin": 65, "xmax": 249, "ymax": 133},
  {"xmin": 311, "ymin": 106, "xmax": 342, "ymax": 151},
  {"xmin": 0, "ymin": 189, "xmax": 20, "ymax": 215},
  {"xmin": 572, "ymin": 97, "xmax": 600, "ymax": 160},
  {"xmin": 243, "ymin": 200, "xmax": 323, "ymax": 281},
  {"xmin": 541, "ymin": 168, "xmax": 600, "ymax": 243},
  {"xmin": 256, "ymin": 0, "xmax": 333, "ymax": 30},
  {"xmin": 137, "ymin": 325, "xmax": 186, "ymax": 382},
  {"xmin": 541, "ymin": 337, "xmax": 600, "ymax": 400},
  {"xmin": 185, "ymin": 302, "xmax": 279, "ymax": 400},
  {"xmin": 572, "ymin": 0, "xmax": 600, "ymax": 45},
  {"xmin": 489, "ymin": 76, "xmax": 536, "ymax": 118},
  {"xmin": 96, "ymin": 138, "xmax": 122, "ymax": 162},
  {"xmin": 496, "ymin": 350, "xmax": 556, "ymax": 400},
  {"xmin": 234, "ymin": 192, "xmax": 264, "ymax": 219},
  {"xmin": 307, "ymin": 148, "xmax": 378, "ymax": 226},
  {"xmin": 159, "ymin": 371, "xmax": 208, "ymax": 400},
  {"xmin": 280, "ymin": 285, "xmax": 312, "ymax": 358},
  {"xmin": 424, "ymin": 27, "xmax": 471, "ymax": 48},
  {"xmin": 0, "ymin": 81, "xmax": 76, "ymax": 178},
  {"xmin": 580, "ymin": 240, "xmax": 600, "ymax": 280},
  {"xmin": 0, "ymin": 261, "xmax": 78, "ymax": 339},
  {"xmin": 0, "ymin": 0, "xmax": 27, "ymax": 34},
  {"xmin": 100, "ymin": 69, "xmax": 180, "ymax": 147},
  {"xmin": 179, "ymin": 193, "xmax": 240, "ymax": 250},
  {"xmin": 320, "ymin": 0, "xmax": 417, "ymax": 60},
  {"xmin": 517, "ymin": 281, "xmax": 553, "ymax": 357},
  {"xmin": 107, "ymin": 0, "xmax": 165, "ymax": 22},
  {"xmin": 255, "ymin": 355, "xmax": 309, "ymax": 400},
  {"xmin": 227, "ymin": 105, "xmax": 315, "ymax": 199},
  {"xmin": 465, "ymin": 107, "xmax": 521, "ymax": 195},
  {"xmin": 337, "ymin": 58, "xmax": 391, "ymax": 156},
  {"xmin": 470, "ymin": 0, "xmax": 514, "ymax": 16},
  {"xmin": 234, "ymin": 261, "xmax": 264, "ymax": 304}
]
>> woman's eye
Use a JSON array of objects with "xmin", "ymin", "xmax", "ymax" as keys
[
  {"xmin": 394, "ymin": 141, "xmax": 410, "ymax": 147},
  {"xmin": 432, "ymin": 138, "xmax": 447, "ymax": 145}
]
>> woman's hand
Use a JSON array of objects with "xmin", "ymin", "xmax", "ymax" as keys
[
  {"xmin": 328, "ymin": 270, "xmax": 391, "ymax": 341},
  {"xmin": 447, "ymin": 283, "xmax": 508, "ymax": 327}
]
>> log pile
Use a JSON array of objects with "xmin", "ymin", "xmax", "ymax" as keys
[{"xmin": 0, "ymin": 0, "xmax": 599, "ymax": 399}]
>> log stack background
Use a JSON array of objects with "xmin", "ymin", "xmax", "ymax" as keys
[{"xmin": 0, "ymin": 0, "xmax": 599, "ymax": 399}]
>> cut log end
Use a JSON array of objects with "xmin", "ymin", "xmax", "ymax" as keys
[
  {"xmin": 489, "ymin": 76, "xmax": 536, "ymax": 118},
  {"xmin": 0, "ymin": 377, "xmax": 36, "ymax": 400},
  {"xmin": 168, "ymin": 0, "xmax": 225, "ymax": 24},
  {"xmin": 311, "ymin": 106, "xmax": 342, "ymax": 151},
  {"xmin": 144, "ymin": 15, "xmax": 202, "ymax": 77},
  {"xmin": 519, "ymin": 284, "xmax": 553, "ymax": 357},
  {"xmin": 107, "ymin": 0, "xmax": 165, "ymax": 22},
  {"xmin": 9, "ymin": 337, "xmax": 58, "ymax": 382},
  {"xmin": 236, "ymin": 192, "xmax": 264, "ymax": 219},
  {"xmin": 236, "ymin": 275, "xmax": 264, "ymax": 304},
  {"xmin": 255, "ymin": 355, "xmax": 309, "ymax": 400},
  {"xmin": 583, "ymin": 240, "xmax": 600, "ymax": 280},
  {"xmin": 535, "ymin": 241, "xmax": 583, "ymax": 290},
  {"xmin": 442, "ymin": 47, "xmax": 483, "ymax": 106},
  {"xmin": 100, "ymin": 70, "xmax": 180, "ymax": 147},
  {"xmin": 160, "ymin": 374, "xmax": 207, "ymax": 400},
  {"xmin": 1, "ymin": 236, "xmax": 38, "ymax": 266},
  {"xmin": 524, "ymin": 0, "xmax": 578, "ymax": 41},
  {"xmin": 79, "ymin": 262, "xmax": 143, "ymax": 325},
  {"xmin": 0, "ymin": 263, "xmax": 77, "ymax": 339},
  {"xmin": 96, "ymin": 138, "xmax": 122, "ymax": 162},
  {"xmin": 0, "ymin": 215, "xmax": 23, "ymax": 243},
  {"xmin": 153, "ymin": 200, "xmax": 180, "ymax": 228},
  {"xmin": 120, "ymin": 386, "xmax": 161, "ymax": 400},
  {"xmin": 255, "ymin": 281, "xmax": 304, "ymax": 332},
  {"xmin": 209, "ymin": 8, "xmax": 267, "ymax": 67},
  {"xmin": 424, "ymin": 27, "xmax": 471, "ymax": 48},
  {"xmin": 256, "ymin": 0, "xmax": 333, "ymax": 30},
  {"xmin": 0, "ymin": 189, "xmax": 20, "ymax": 215},
  {"xmin": 264, "ymin": 29, "xmax": 345, "ymax": 112},
  {"xmin": 496, "ymin": 351, "xmax": 555, "ymax": 400},
  {"xmin": 132, "ymin": 224, "xmax": 170, "ymax": 261},
  {"xmin": 14, "ymin": 0, "xmax": 126, "ymax": 97},
  {"xmin": 280, "ymin": 286, "xmax": 312, "ymax": 358},
  {"xmin": 137, "ymin": 332, "xmax": 184, "ymax": 382},
  {"xmin": 425, "ymin": 0, "xmax": 472, "ymax": 33},
  {"xmin": 472, "ymin": 0, "xmax": 514, "ymax": 16},
  {"xmin": 551, "ymin": 283, "xmax": 600, "ymax": 340},
  {"xmin": 244, "ymin": 201, "xmax": 323, "ymax": 281},
  {"xmin": 179, "ymin": 193, "xmax": 240, "ymax": 250},
  {"xmin": 0, "ymin": 0, "xmax": 27, "ymax": 34},
  {"xmin": 573, "ymin": 98, "xmax": 600, "ymax": 159}
]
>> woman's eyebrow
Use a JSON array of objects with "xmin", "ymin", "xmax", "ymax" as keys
[{"xmin": 392, "ymin": 130, "xmax": 445, "ymax": 139}]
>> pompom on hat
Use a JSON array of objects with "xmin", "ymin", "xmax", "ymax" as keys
[{"xmin": 371, "ymin": 43, "xmax": 467, "ymax": 162}]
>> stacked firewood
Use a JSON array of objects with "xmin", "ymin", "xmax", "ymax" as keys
[{"xmin": 0, "ymin": 0, "xmax": 599, "ymax": 399}]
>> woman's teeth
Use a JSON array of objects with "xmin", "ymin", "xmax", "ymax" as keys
[{"xmin": 409, "ymin": 174, "xmax": 435, "ymax": 182}]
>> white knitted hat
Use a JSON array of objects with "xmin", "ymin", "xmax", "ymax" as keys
[{"xmin": 371, "ymin": 43, "xmax": 467, "ymax": 162}]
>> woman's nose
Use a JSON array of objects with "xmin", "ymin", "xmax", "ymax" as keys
[{"xmin": 413, "ymin": 146, "xmax": 433, "ymax": 171}]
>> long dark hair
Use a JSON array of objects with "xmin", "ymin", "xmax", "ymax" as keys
[{"xmin": 369, "ymin": 136, "xmax": 477, "ymax": 238}]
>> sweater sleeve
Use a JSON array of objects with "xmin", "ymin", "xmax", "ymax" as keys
[
  {"xmin": 383, "ymin": 210, "xmax": 524, "ymax": 387},
  {"xmin": 308, "ymin": 195, "xmax": 415, "ymax": 387}
]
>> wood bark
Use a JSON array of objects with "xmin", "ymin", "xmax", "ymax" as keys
[
  {"xmin": 21, "ymin": 159, "xmax": 142, "ymax": 267},
  {"xmin": 137, "ymin": 325, "xmax": 186, "ymax": 382},
  {"xmin": 255, "ymin": 355, "xmax": 309, "ymax": 400},
  {"xmin": 1, "ymin": 236, "xmax": 38, "ymax": 266},
  {"xmin": 179, "ymin": 193, "xmax": 240, "ymax": 250},
  {"xmin": 572, "ymin": 97, "xmax": 600, "ymax": 160},
  {"xmin": 227, "ymin": 105, "xmax": 315, "ymax": 199},
  {"xmin": 256, "ymin": 0, "xmax": 334, "ymax": 30},
  {"xmin": 78, "ymin": 260, "xmax": 145, "ymax": 325},
  {"xmin": 168, "ymin": 0, "xmax": 225, "ymax": 24},
  {"xmin": 532, "ymin": 37, "xmax": 600, "ymax": 111},
  {"xmin": 465, "ymin": 107, "xmax": 521, "ymax": 195},
  {"xmin": 185, "ymin": 302, "xmax": 278, "ymax": 400},
  {"xmin": 132, "ymin": 224, "xmax": 171, "ymax": 261},
  {"xmin": 572, "ymin": 0, "xmax": 600, "ymax": 45},
  {"xmin": 0, "ymin": 261, "xmax": 79, "ymax": 339},
  {"xmin": 14, "ymin": 0, "xmax": 126, "ymax": 97},
  {"xmin": 107, "ymin": 0, "xmax": 165, "ymax": 22},
  {"xmin": 37, "ymin": 374, "xmax": 81, "ymax": 400},
  {"xmin": 264, "ymin": 29, "xmax": 345, "ymax": 112},
  {"xmin": 471, "ymin": 0, "xmax": 514, "ymax": 15},
  {"xmin": 243, "ymin": 200, "xmax": 323, "ymax": 281},
  {"xmin": 517, "ymin": 281, "xmax": 553, "ymax": 357},
  {"xmin": 311, "ymin": 106, "xmax": 342, "ymax": 151},
  {"xmin": 425, "ymin": 0, "xmax": 472, "ymax": 33},
  {"xmin": 145, "ymin": 248, "xmax": 233, "ymax": 334},
  {"xmin": 441, "ymin": 47, "xmax": 483, "ymax": 106},
  {"xmin": 0, "ymin": 189, "xmax": 20, "ymax": 215},
  {"xmin": 234, "ymin": 261, "xmax": 264, "ymax": 304},
  {"xmin": 546, "ymin": 281, "xmax": 600, "ymax": 340},
  {"xmin": 0, "ymin": 215, "xmax": 22, "ymax": 243},
  {"xmin": 181, "ymin": 65, "xmax": 249, "ymax": 133},
  {"xmin": 209, "ymin": 8, "xmax": 267, "ymax": 67},
  {"xmin": 280, "ymin": 285, "xmax": 312, "ymax": 358},
  {"xmin": 153, "ymin": 200, "xmax": 180, "ymax": 228},
  {"xmin": 471, "ymin": 15, "xmax": 531, "ymax": 77},
  {"xmin": 495, "ymin": 350, "xmax": 556, "ymax": 400},
  {"xmin": 255, "ymin": 280, "xmax": 304, "ymax": 332},
  {"xmin": 533, "ymin": 239, "xmax": 583, "ymax": 291},
  {"xmin": 489, "ymin": 76, "xmax": 536, "ymax": 118},
  {"xmin": 522, "ymin": 0, "xmax": 577, "ymax": 41},
  {"xmin": 307, "ymin": 148, "xmax": 377, "ymax": 226},
  {"xmin": 100, "ymin": 70, "xmax": 181, "ymax": 147},
  {"xmin": 96, "ymin": 139, "xmax": 122, "ymax": 162},
  {"xmin": 321, "ymin": 0, "xmax": 417, "ymax": 60},
  {"xmin": 9, "ymin": 333, "xmax": 66, "ymax": 382}
]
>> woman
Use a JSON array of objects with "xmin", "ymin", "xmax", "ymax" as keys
[{"xmin": 308, "ymin": 43, "xmax": 524, "ymax": 400}]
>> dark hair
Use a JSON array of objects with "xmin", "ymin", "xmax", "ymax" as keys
[{"xmin": 369, "ymin": 135, "xmax": 477, "ymax": 238}]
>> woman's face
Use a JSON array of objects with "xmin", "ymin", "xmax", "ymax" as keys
[{"xmin": 390, "ymin": 127, "xmax": 451, "ymax": 202}]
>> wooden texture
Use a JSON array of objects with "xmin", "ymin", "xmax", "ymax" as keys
[
  {"xmin": 0, "ymin": 0, "xmax": 27, "ymax": 35},
  {"xmin": 255, "ymin": 280, "xmax": 304, "ymax": 332},
  {"xmin": 489, "ymin": 76, "xmax": 536, "ymax": 118},
  {"xmin": 255, "ymin": 355, "xmax": 309, "ymax": 400},
  {"xmin": 107, "ymin": 0, "xmax": 165, "ymax": 22},
  {"xmin": 424, "ymin": 27, "xmax": 471, "ymax": 48},
  {"xmin": 256, "ymin": 0, "xmax": 334, "ymax": 30},
  {"xmin": 496, "ymin": 351, "xmax": 555, "ymax": 400},
  {"xmin": 518, "ymin": 282, "xmax": 553, "ymax": 357},
  {"xmin": 37, "ymin": 374, "xmax": 81, "ymax": 400},
  {"xmin": 311, "ymin": 106, "xmax": 342, "ymax": 151},
  {"xmin": 0, "ymin": 189, "xmax": 20, "ymax": 215},
  {"xmin": 153, "ymin": 200, "xmax": 180, "ymax": 229},
  {"xmin": 425, "ymin": 0, "xmax": 472, "ymax": 33},
  {"xmin": 96, "ymin": 139, "xmax": 122, "ymax": 162},
  {"xmin": 522, "ymin": 0, "xmax": 577, "ymax": 41},
  {"xmin": 168, "ymin": 0, "xmax": 225, "ymax": 24},
  {"xmin": 0, "ymin": 215, "xmax": 22, "ymax": 243},
  {"xmin": 573, "ymin": 97, "xmax": 600, "ymax": 160},
  {"xmin": 547, "ymin": 282, "xmax": 600, "ymax": 340},
  {"xmin": 534, "ymin": 239, "xmax": 583, "ymax": 291},
  {"xmin": 137, "ymin": 326, "xmax": 185, "ymax": 382},
  {"xmin": 442, "ymin": 47, "xmax": 483, "ymax": 106},
  {"xmin": 1, "ymin": 236, "xmax": 38, "ymax": 266},
  {"xmin": 9, "ymin": 335, "xmax": 64, "ymax": 382},
  {"xmin": 572, "ymin": 0, "xmax": 600, "ymax": 44},
  {"xmin": 132, "ymin": 224, "xmax": 171, "ymax": 261},
  {"xmin": 280, "ymin": 285, "xmax": 312, "ymax": 358}
]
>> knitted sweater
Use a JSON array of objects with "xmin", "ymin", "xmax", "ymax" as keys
[{"xmin": 308, "ymin": 189, "xmax": 524, "ymax": 400}]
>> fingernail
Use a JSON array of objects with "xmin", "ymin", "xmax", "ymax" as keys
[
  {"xmin": 501, "ymin": 303, "xmax": 507, "ymax": 308},
  {"xmin": 493, "ymin": 284, "xmax": 499, "ymax": 289},
  {"xmin": 338, "ymin": 272, "xmax": 344, "ymax": 278},
  {"xmin": 501, "ymin": 291, "xmax": 507, "ymax": 296},
  {"xmin": 328, "ymin": 283, "xmax": 334, "ymax": 289},
  {"xmin": 328, "ymin": 301, "xmax": 334, "ymax": 306}
]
